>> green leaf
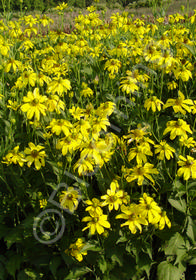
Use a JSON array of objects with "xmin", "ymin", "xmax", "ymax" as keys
[
  {"xmin": 186, "ymin": 216, "xmax": 196, "ymax": 244},
  {"xmin": 0, "ymin": 263, "xmax": 7, "ymax": 280},
  {"xmin": 64, "ymin": 267, "xmax": 92, "ymax": 280},
  {"xmin": 4, "ymin": 228, "xmax": 23, "ymax": 249},
  {"xmin": 49, "ymin": 256, "xmax": 62, "ymax": 277},
  {"xmin": 6, "ymin": 255, "xmax": 23, "ymax": 277},
  {"xmin": 116, "ymin": 236, "xmax": 128, "ymax": 244},
  {"xmin": 157, "ymin": 261, "xmax": 184, "ymax": 280},
  {"xmin": 98, "ymin": 255, "xmax": 107, "ymax": 273},
  {"xmin": 24, "ymin": 269, "xmax": 39, "ymax": 279},
  {"xmin": 137, "ymin": 253, "xmax": 152, "ymax": 278},
  {"xmin": 168, "ymin": 198, "xmax": 186, "ymax": 213},
  {"xmin": 111, "ymin": 253, "xmax": 123, "ymax": 267},
  {"xmin": 164, "ymin": 232, "xmax": 185, "ymax": 256},
  {"xmin": 81, "ymin": 241, "xmax": 102, "ymax": 252}
]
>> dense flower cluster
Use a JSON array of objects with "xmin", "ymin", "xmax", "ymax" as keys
[{"xmin": 1, "ymin": 4, "xmax": 196, "ymax": 272}]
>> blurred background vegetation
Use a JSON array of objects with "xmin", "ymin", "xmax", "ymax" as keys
[{"xmin": 0, "ymin": 0, "xmax": 170, "ymax": 12}]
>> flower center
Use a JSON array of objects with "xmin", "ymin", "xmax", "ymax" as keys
[
  {"xmin": 31, "ymin": 98, "xmax": 39, "ymax": 106},
  {"xmin": 31, "ymin": 149, "xmax": 39, "ymax": 158}
]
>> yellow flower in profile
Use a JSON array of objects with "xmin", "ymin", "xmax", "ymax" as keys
[
  {"xmin": 2, "ymin": 146, "xmax": 26, "ymax": 167},
  {"xmin": 163, "ymin": 119, "xmax": 192, "ymax": 140},
  {"xmin": 177, "ymin": 155, "xmax": 196, "ymax": 180},
  {"xmin": 157, "ymin": 211, "xmax": 171, "ymax": 230},
  {"xmin": 82, "ymin": 210, "xmax": 110, "ymax": 235},
  {"xmin": 125, "ymin": 162, "xmax": 158, "ymax": 186},
  {"xmin": 116, "ymin": 204, "xmax": 148, "ymax": 234},
  {"xmin": 59, "ymin": 187, "xmax": 81, "ymax": 212},
  {"xmin": 164, "ymin": 91, "xmax": 193, "ymax": 115},
  {"xmin": 65, "ymin": 238, "xmax": 87, "ymax": 262},
  {"xmin": 101, "ymin": 180, "xmax": 124, "ymax": 211},
  {"xmin": 73, "ymin": 157, "xmax": 94, "ymax": 176},
  {"xmin": 139, "ymin": 193, "xmax": 161, "ymax": 223},
  {"xmin": 154, "ymin": 140, "xmax": 175, "ymax": 160},
  {"xmin": 20, "ymin": 88, "xmax": 47, "ymax": 121},
  {"xmin": 144, "ymin": 96, "xmax": 164, "ymax": 112},
  {"xmin": 24, "ymin": 142, "xmax": 46, "ymax": 170}
]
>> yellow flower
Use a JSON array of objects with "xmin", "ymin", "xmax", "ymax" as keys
[
  {"xmin": 101, "ymin": 180, "xmax": 124, "ymax": 211},
  {"xmin": 104, "ymin": 59, "xmax": 121, "ymax": 75},
  {"xmin": 74, "ymin": 157, "xmax": 95, "ymax": 176},
  {"xmin": 179, "ymin": 136, "xmax": 196, "ymax": 148},
  {"xmin": 177, "ymin": 155, "xmax": 196, "ymax": 180},
  {"xmin": 48, "ymin": 77, "xmax": 71, "ymax": 96},
  {"xmin": 65, "ymin": 238, "xmax": 87, "ymax": 262},
  {"xmin": 20, "ymin": 88, "xmax": 47, "ymax": 121},
  {"xmin": 128, "ymin": 144, "xmax": 153, "ymax": 164},
  {"xmin": 85, "ymin": 198, "xmax": 103, "ymax": 215},
  {"xmin": 80, "ymin": 82, "xmax": 94, "ymax": 97},
  {"xmin": 15, "ymin": 70, "xmax": 37, "ymax": 89},
  {"xmin": 157, "ymin": 211, "xmax": 171, "ymax": 230},
  {"xmin": 163, "ymin": 119, "xmax": 192, "ymax": 140},
  {"xmin": 167, "ymin": 81, "xmax": 178, "ymax": 90},
  {"xmin": 116, "ymin": 204, "xmax": 148, "ymax": 234},
  {"xmin": 82, "ymin": 211, "xmax": 110, "ymax": 235},
  {"xmin": 125, "ymin": 162, "xmax": 158, "ymax": 186},
  {"xmin": 39, "ymin": 199, "xmax": 47, "ymax": 208},
  {"xmin": 154, "ymin": 140, "xmax": 175, "ymax": 160},
  {"xmin": 164, "ymin": 91, "xmax": 193, "ymax": 115},
  {"xmin": 47, "ymin": 119, "xmax": 72, "ymax": 136},
  {"xmin": 190, "ymin": 100, "xmax": 196, "ymax": 114},
  {"xmin": 2, "ymin": 146, "xmax": 26, "ymax": 167},
  {"xmin": 144, "ymin": 96, "xmax": 164, "ymax": 112},
  {"xmin": 59, "ymin": 187, "xmax": 81, "ymax": 212},
  {"xmin": 139, "ymin": 193, "xmax": 161, "ymax": 223},
  {"xmin": 24, "ymin": 142, "xmax": 46, "ymax": 170}
]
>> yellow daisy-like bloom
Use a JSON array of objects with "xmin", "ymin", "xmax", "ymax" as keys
[
  {"xmin": 124, "ymin": 126, "xmax": 147, "ymax": 144},
  {"xmin": 139, "ymin": 193, "xmax": 161, "ymax": 224},
  {"xmin": 59, "ymin": 187, "xmax": 81, "ymax": 212},
  {"xmin": 164, "ymin": 91, "xmax": 193, "ymax": 115},
  {"xmin": 48, "ymin": 77, "xmax": 71, "ymax": 96},
  {"xmin": 116, "ymin": 204, "xmax": 148, "ymax": 234},
  {"xmin": 85, "ymin": 198, "xmax": 103, "ymax": 215},
  {"xmin": 144, "ymin": 96, "xmax": 164, "ymax": 112},
  {"xmin": 104, "ymin": 59, "xmax": 121, "ymax": 75},
  {"xmin": 65, "ymin": 238, "xmax": 87, "ymax": 262},
  {"xmin": 177, "ymin": 155, "xmax": 196, "ymax": 180},
  {"xmin": 128, "ymin": 144, "xmax": 153, "ymax": 164},
  {"xmin": 154, "ymin": 140, "xmax": 175, "ymax": 160},
  {"xmin": 24, "ymin": 142, "xmax": 46, "ymax": 170},
  {"xmin": 82, "ymin": 210, "xmax": 110, "ymax": 235},
  {"xmin": 47, "ymin": 119, "xmax": 72, "ymax": 136},
  {"xmin": 101, "ymin": 180, "xmax": 124, "ymax": 211},
  {"xmin": 163, "ymin": 119, "xmax": 192, "ymax": 140},
  {"xmin": 2, "ymin": 146, "xmax": 26, "ymax": 167},
  {"xmin": 20, "ymin": 88, "xmax": 47, "ymax": 121},
  {"xmin": 179, "ymin": 136, "xmax": 196, "ymax": 148},
  {"xmin": 157, "ymin": 211, "xmax": 171, "ymax": 230},
  {"xmin": 125, "ymin": 162, "xmax": 159, "ymax": 186}
]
